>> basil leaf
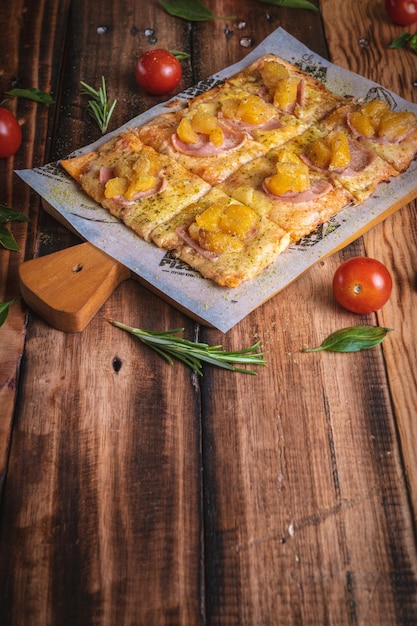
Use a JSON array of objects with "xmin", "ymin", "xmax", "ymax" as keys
[
  {"xmin": 160, "ymin": 0, "xmax": 235, "ymax": 20},
  {"xmin": 304, "ymin": 325, "xmax": 392, "ymax": 353},
  {"xmin": 0, "ymin": 204, "xmax": 28, "ymax": 223},
  {"xmin": 258, "ymin": 0, "xmax": 318, "ymax": 10},
  {"xmin": 0, "ymin": 223, "xmax": 20, "ymax": 251},
  {"xmin": 5, "ymin": 87, "xmax": 55, "ymax": 104},
  {"xmin": 0, "ymin": 300, "xmax": 16, "ymax": 328},
  {"xmin": 389, "ymin": 33, "xmax": 412, "ymax": 49}
]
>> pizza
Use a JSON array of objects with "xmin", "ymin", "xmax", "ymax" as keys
[{"xmin": 60, "ymin": 54, "xmax": 417, "ymax": 288}]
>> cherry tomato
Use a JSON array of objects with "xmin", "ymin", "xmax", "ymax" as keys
[
  {"xmin": 135, "ymin": 49, "xmax": 182, "ymax": 96},
  {"xmin": 332, "ymin": 257, "xmax": 393, "ymax": 314},
  {"xmin": 385, "ymin": 0, "xmax": 417, "ymax": 25},
  {"xmin": 0, "ymin": 107, "xmax": 22, "ymax": 158}
]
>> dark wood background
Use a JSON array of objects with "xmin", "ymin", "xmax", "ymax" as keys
[{"xmin": 1, "ymin": 0, "xmax": 417, "ymax": 624}]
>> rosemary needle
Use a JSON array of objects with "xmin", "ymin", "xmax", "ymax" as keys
[
  {"xmin": 80, "ymin": 76, "xmax": 117, "ymax": 134},
  {"xmin": 108, "ymin": 320, "xmax": 266, "ymax": 375}
]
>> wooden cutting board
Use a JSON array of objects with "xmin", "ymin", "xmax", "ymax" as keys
[{"xmin": 19, "ymin": 242, "xmax": 131, "ymax": 333}]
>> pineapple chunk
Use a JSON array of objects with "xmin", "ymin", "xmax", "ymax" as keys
[
  {"xmin": 133, "ymin": 151, "xmax": 160, "ymax": 176},
  {"xmin": 105, "ymin": 176, "xmax": 128, "ymax": 199},
  {"xmin": 361, "ymin": 99, "xmax": 390, "ymax": 125},
  {"xmin": 114, "ymin": 160, "xmax": 134, "ymax": 179},
  {"xmin": 273, "ymin": 78, "xmax": 298, "ymax": 110},
  {"xmin": 188, "ymin": 222, "xmax": 201, "ymax": 242},
  {"xmin": 191, "ymin": 202, "xmax": 257, "ymax": 254},
  {"xmin": 328, "ymin": 132, "xmax": 351, "ymax": 170},
  {"xmin": 125, "ymin": 175, "xmax": 158, "ymax": 199},
  {"xmin": 199, "ymin": 230, "xmax": 243, "ymax": 254},
  {"xmin": 177, "ymin": 117, "xmax": 199, "ymax": 143},
  {"xmin": 306, "ymin": 139, "xmax": 332, "ymax": 169},
  {"xmin": 276, "ymin": 147, "xmax": 302, "ymax": 165},
  {"xmin": 378, "ymin": 110, "xmax": 416, "ymax": 141},
  {"xmin": 191, "ymin": 111, "xmax": 219, "ymax": 134},
  {"xmin": 221, "ymin": 98, "xmax": 241, "ymax": 120},
  {"xmin": 260, "ymin": 61, "xmax": 290, "ymax": 89},
  {"xmin": 236, "ymin": 95, "xmax": 276, "ymax": 126},
  {"xmin": 219, "ymin": 204, "xmax": 258, "ymax": 236},
  {"xmin": 265, "ymin": 161, "xmax": 310, "ymax": 196},
  {"xmin": 348, "ymin": 111, "xmax": 376, "ymax": 137},
  {"xmin": 209, "ymin": 126, "xmax": 224, "ymax": 146},
  {"xmin": 195, "ymin": 204, "xmax": 223, "ymax": 230}
]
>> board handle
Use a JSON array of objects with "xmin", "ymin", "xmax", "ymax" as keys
[{"xmin": 19, "ymin": 242, "xmax": 131, "ymax": 332}]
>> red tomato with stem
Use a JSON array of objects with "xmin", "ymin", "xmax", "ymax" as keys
[
  {"xmin": 332, "ymin": 257, "xmax": 393, "ymax": 314},
  {"xmin": 0, "ymin": 107, "xmax": 22, "ymax": 158},
  {"xmin": 385, "ymin": 0, "xmax": 417, "ymax": 25},
  {"xmin": 135, "ymin": 49, "xmax": 182, "ymax": 95}
]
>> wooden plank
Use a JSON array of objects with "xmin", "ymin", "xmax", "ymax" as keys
[
  {"xmin": 0, "ymin": 0, "xmax": 71, "ymax": 491},
  {"xmin": 321, "ymin": 0, "xmax": 417, "ymax": 522}
]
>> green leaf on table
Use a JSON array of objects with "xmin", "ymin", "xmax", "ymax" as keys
[
  {"xmin": 0, "ymin": 204, "xmax": 28, "ymax": 223},
  {"xmin": 409, "ymin": 33, "xmax": 417, "ymax": 54},
  {"xmin": 0, "ymin": 223, "xmax": 20, "ymax": 251},
  {"xmin": 160, "ymin": 0, "xmax": 235, "ymax": 21},
  {"xmin": 257, "ymin": 0, "xmax": 318, "ymax": 10},
  {"xmin": 170, "ymin": 50, "xmax": 190, "ymax": 60},
  {"xmin": 5, "ymin": 87, "xmax": 55, "ymax": 104},
  {"xmin": 389, "ymin": 32, "xmax": 417, "ymax": 54},
  {"xmin": 0, "ymin": 300, "xmax": 17, "ymax": 328},
  {"xmin": 304, "ymin": 325, "xmax": 392, "ymax": 353},
  {"xmin": 389, "ymin": 33, "xmax": 412, "ymax": 49}
]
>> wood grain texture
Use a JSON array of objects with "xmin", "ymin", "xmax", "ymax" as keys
[
  {"xmin": 1, "ymin": 1, "xmax": 417, "ymax": 625},
  {"xmin": 0, "ymin": 0, "xmax": 70, "ymax": 490},
  {"xmin": 321, "ymin": 0, "xmax": 417, "ymax": 525}
]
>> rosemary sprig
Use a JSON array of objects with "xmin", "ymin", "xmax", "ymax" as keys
[
  {"xmin": 108, "ymin": 320, "xmax": 266, "ymax": 375},
  {"xmin": 80, "ymin": 76, "xmax": 117, "ymax": 134}
]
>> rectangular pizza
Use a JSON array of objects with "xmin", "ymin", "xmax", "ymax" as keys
[{"xmin": 60, "ymin": 53, "xmax": 417, "ymax": 289}]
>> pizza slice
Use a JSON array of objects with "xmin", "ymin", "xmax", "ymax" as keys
[
  {"xmin": 321, "ymin": 99, "xmax": 417, "ymax": 173},
  {"xmin": 225, "ymin": 53, "xmax": 347, "ymax": 125},
  {"xmin": 180, "ymin": 81, "xmax": 309, "ymax": 150},
  {"xmin": 151, "ymin": 187, "xmax": 291, "ymax": 288},
  {"xmin": 60, "ymin": 129, "xmax": 211, "ymax": 241},
  {"xmin": 138, "ymin": 107, "xmax": 268, "ymax": 185},
  {"xmin": 286, "ymin": 122, "xmax": 398, "ymax": 202},
  {"xmin": 219, "ymin": 147, "xmax": 353, "ymax": 242}
]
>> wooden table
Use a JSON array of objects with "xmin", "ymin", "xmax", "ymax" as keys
[{"xmin": 1, "ymin": 1, "xmax": 417, "ymax": 624}]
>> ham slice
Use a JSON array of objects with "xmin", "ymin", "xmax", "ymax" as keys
[
  {"xmin": 218, "ymin": 113, "xmax": 283, "ymax": 135},
  {"xmin": 176, "ymin": 225, "xmax": 220, "ymax": 260},
  {"xmin": 99, "ymin": 166, "xmax": 115, "ymax": 183},
  {"xmin": 262, "ymin": 179, "xmax": 333, "ymax": 203},
  {"xmin": 171, "ymin": 122, "xmax": 246, "ymax": 157}
]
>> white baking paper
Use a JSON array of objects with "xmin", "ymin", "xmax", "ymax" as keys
[{"xmin": 17, "ymin": 28, "xmax": 417, "ymax": 333}]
